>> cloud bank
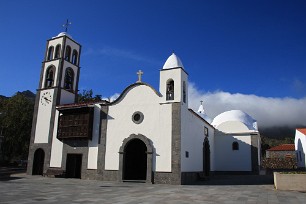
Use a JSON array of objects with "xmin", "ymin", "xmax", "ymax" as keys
[
  {"xmin": 105, "ymin": 82, "xmax": 306, "ymax": 128},
  {"xmin": 188, "ymin": 83, "xmax": 306, "ymax": 128}
]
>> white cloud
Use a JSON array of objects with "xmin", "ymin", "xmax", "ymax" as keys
[
  {"xmin": 188, "ymin": 82, "xmax": 306, "ymax": 128},
  {"xmin": 103, "ymin": 93, "xmax": 120, "ymax": 102}
]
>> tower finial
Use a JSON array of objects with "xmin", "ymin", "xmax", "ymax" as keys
[
  {"xmin": 63, "ymin": 19, "xmax": 72, "ymax": 32},
  {"xmin": 198, "ymin": 100, "xmax": 205, "ymax": 114}
]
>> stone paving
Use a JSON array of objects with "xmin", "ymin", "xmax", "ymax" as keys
[{"xmin": 0, "ymin": 174, "xmax": 306, "ymax": 203}]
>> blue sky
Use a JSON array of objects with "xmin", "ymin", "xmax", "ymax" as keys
[
  {"xmin": 1, "ymin": 0, "xmax": 306, "ymax": 101},
  {"xmin": 1, "ymin": 0, "xmax": 306, "ymax": 127}
]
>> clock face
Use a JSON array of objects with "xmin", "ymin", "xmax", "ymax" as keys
[{"xmin": 40, "ymin": 92, "xmax": 52, "ymax": 106}]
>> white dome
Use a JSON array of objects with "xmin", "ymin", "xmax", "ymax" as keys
[
  {"xmin": 53, "ymin": 32, "xmax": 72, "ymax": 39},
  {"xmin": 212, "ymin": 110, "xmax": 258, "ymax": 131},
  {"xmin": 163, "ymin": 53, "xmax": 184, "ymax": 69}
]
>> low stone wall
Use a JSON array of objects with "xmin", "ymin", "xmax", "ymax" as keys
[{"xmin": 274, "ymin": 172, "xmax": 306, "ymax": 191}]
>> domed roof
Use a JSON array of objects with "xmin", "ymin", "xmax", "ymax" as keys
[
  {"xmin": 163, "ymin": 53, "xmax": 184, "ymax": 69},
  {"xmin": 212, "ymin": 110, "xmax": 257, "ymax": 131},
  {"xmin": 53, "ymin": 32, "xmax": 72, "ymax": 39}
]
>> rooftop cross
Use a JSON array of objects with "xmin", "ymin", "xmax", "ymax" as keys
[
  {"xmin": 63, "ymin": 19, "xmax": 72, "ymax": 32},
  {"xmin": 136, "ymin": 70, "xmax": 144, "ymax": 83},
  {"xmin": 200, "ymin": 100, "xmax": 203, "ymax": 105}
]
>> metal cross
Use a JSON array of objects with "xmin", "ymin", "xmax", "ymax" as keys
[
  {"xmin": 200, "ymin": 100, "xmax": 203, "ymax": 105},
  {"xmin": 63, "ymin": 19, "xmax": 72, "ymax": 32},
  {"xmin": 136, "ymin": 70, "xmax": 144, "ymax": 83}
]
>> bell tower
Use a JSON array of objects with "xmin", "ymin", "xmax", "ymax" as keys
[
  {"xmin": 27, "ymin": 30, "xmax": 82, "ymax": 175},
  {"xmin": 159, "ymin": 53, "xmax": 188, "ymax": 107},
  {"xmin": 32, "ymin": 31, "xmax": 81, "ymax": 144}
]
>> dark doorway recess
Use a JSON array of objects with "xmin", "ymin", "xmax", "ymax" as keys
[
  {"xmin": 32, "ymin": 148, "xmax": 45, "ymax": 175},
  {"xmin": 204, "ymin": 139, "xmax": 210, "ymax": 176},
  {"xmin": 66, "ymin": 154, "xmax": 82, "ymax": 178},
  {"xmin": 123, "ymin": 139, "xmax": 147, "ymax": 180}
]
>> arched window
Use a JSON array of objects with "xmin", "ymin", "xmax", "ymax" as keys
[
  {"xmin": 45, "ymin": 66, "xmax": 55, "ymax": 88},
  {"xmin": 65, "ymin": 46, "xmax": 71, "ymax": 62},
  {"xmin": 183, "ymin": 81, "xmax": 186, "ymax": 103},
  {"xmin": 232, "ymin": 142, "xmax": 239, "ymax": 150},
  {"xmin": 72, "ymin": 50, "xmax": 78, "ymax": 65},
  {"xmin": 47, "ymin": 46, "xmax": 54, "ymax": 60},
  {"xmin": 64, "ymin": 68, "xmax": 74, "ymax": 91},
  {"xmin": 54, "ymin": 44, "xmax": 61, "ymax": 59},
  {"xmin": 166, "ymin": 79, "xmax": 174, "ymax": 100}
]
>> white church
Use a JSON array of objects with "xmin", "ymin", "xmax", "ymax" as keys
[{"xmin": 27, "ymin": 31, "xmax": 261, "ymax": 184}]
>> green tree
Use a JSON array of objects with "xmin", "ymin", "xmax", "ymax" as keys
[
  {"xmin": 0, "ymin": 93, "xmax": 34, "ymax": 162},
  {"xmin": 78, "ymin": 89, "xmax": 102, "ymax": 103}
]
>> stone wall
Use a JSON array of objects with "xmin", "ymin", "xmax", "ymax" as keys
[{"xmin": 274, "ymin": 172, "xmax": 306, "ymax": 191}]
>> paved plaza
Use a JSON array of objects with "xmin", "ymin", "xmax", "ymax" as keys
[{"xmin": 0, "ymin": 172, "xmax": 306, "ymax": 203}]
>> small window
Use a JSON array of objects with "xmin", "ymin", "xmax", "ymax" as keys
[
  {"xmin": 64, "ymin": 68, "xmax": 74, "ymax": 91},
  {"xmin": 166, "ymin": 79, "xmax": 174, "ymax": 100},
  {"xmin": 185, "ymin": 151, "xmax": 189, "ymax": 158},
  {"xmin": 55, "ymin": 44, "xmax": 61, "ymax": 59},
  {"xmin": 45, "ymin": 66, "xmax": 55, "ymax": 88},
  {"xmin": 183, "ymin": 81, "xmax": 186, "ymax": 103},
  {"xmin": 72, "ymin": 50, "xmax": 78, "ymax": 65},
  {"xmin": 65, "ymin": 45, "xmax": 71, "ymax": 62},
  {"xmin": 132, "ymin": 111, "xmax": 144, "ymax": 124},
  {"xmin": 232, "ymin": 142, "xmax": 239, "ymax": 150},
  {"xmin": 204, "ymin": 127, "xmax": 208, "ymax": 137},
  {"xmin": 47, "ymin": 46, "xmax": 54, "ymax": 60}
]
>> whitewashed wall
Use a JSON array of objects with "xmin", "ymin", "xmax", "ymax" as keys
[
  {"xmin": 105, "ymin": 84, "xmax": 172, "ymax": 172},
  {"xmin": 87, "ymin": 104, "xmax": 101, "ymax": 169},
  {"xmin": 49, "ymin": 110, "xmax": 63, "ymax": 167},
  {"xmin": 181, "ymin": 109, "xmax": 214, "ymax": 172},
  {"xmin": 34, "ymin": 89, "xmax": 55, "ymax": 143},
  {"xmin": 159, "ymin": 68, "xmax": 187, "ymax": 105},
  {"xmin": 295, "ymin": 130, "xmax": 306, "ymax": 168},
  {"xmin": 214, "ymin": 121, "xmax": 252, "ymax": 171},
  {"xmin": 60, "ymin": 89, "xmax": 75, "ymax": 105}
]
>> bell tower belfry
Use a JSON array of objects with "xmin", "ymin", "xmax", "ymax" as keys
[{"xmin": 159, "ymin": 53, "xmax": 188, "ymax": 107}]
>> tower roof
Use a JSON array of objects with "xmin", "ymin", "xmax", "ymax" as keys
[
  {"xmin": 162, "ymin": 53, "xmax": 184, "ymax": 69},
  {"xmin": 53, "ymin": 32, "xmax": 72, "ymax": 39}
]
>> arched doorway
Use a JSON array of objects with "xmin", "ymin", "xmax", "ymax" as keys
[
  {"xmin": 203, "ymin": 139, "xmax": 210, "ymax": 176},
  {"xmin": 32, "ymin": 148, "xmax": 45, "ymax": 175},
  {"xmin": 123, "ymin": 139, "xmax": 147, "ymax": 180}
]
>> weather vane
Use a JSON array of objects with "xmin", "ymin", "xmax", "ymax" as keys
[{"xmin": 63, "ymin": 19, "xmax": 72, "ymax": 32}]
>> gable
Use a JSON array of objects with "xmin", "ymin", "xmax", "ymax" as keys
[{"xmin": 109, "ymin": 83, "xmax": 161, "ymax": 106}]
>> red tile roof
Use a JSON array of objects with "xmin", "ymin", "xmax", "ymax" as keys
[
  {"xmin": 267, "ymin": 144, "xmax": 295, "ymax": 151},
  {"xmin": 297, "ymin": 128, "xmax": 306, "ymax": 135}
]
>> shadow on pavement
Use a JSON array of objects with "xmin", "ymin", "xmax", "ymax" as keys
[
  {"xmin": 194, "ymin": 175, "xmax": 274, "ymax": 185},
  {"xmin": 0, "ymin": 167, "xmax": 26, "ymax": 181}
]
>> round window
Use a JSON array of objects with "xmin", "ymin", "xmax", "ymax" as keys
[{"xmin": 132, "ymin": 111, "xmax": 144, "ymax": 124}]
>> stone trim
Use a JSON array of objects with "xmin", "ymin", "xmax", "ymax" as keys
[
  {"xmin": 27, "ymin": 144, "xmax": 51, "ymax": 175},
  {"xmin": 118, "ymin": 134, "xmax": 153, "ymax": 183},
  {"xmin": 251, "ymin": 134, "xmax": 260, "ymax": 174},
  {"xmin": 97, "ymin": 106, "xmax": 111, "ymax": 179},
  {"xmin": 61, "ymin": 139, "xmax": 91, "ymax": 179},
  {"xmin": 132, "ymin": 111, "xmax": 144, "ymax": 124},
  {"xmin": 154, "ymin": 103, "xmax": 182, "ymax": 185}
]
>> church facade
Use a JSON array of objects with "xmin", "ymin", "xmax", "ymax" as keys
[{"xmin": 27, "ymin": 32, "xmax": 261, "ymax": 184}]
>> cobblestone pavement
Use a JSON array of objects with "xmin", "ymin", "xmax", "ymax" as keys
[{"xmin": 0, "ymin": 174, "xmax": 306, "ymax": 204}]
